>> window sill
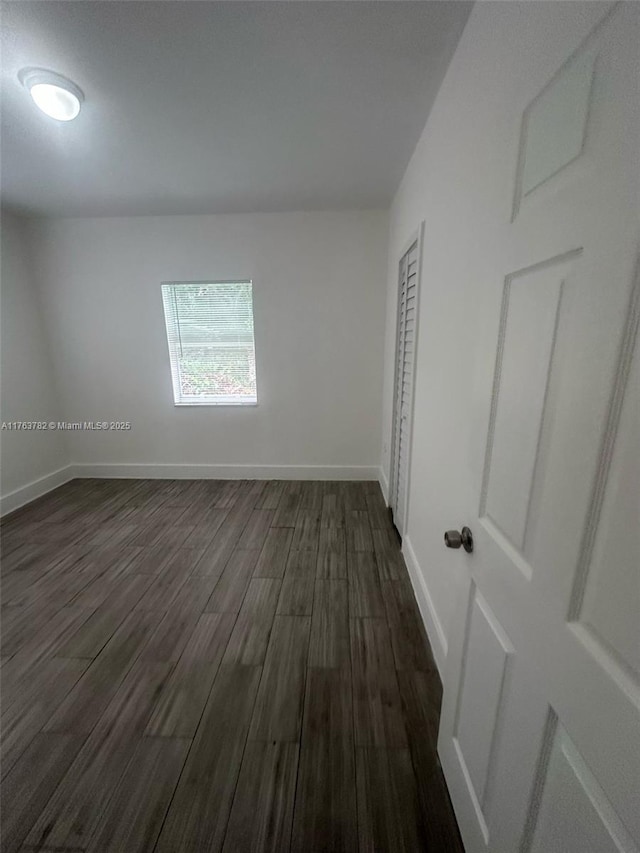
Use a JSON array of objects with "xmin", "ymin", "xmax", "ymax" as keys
[{"xmin": 173, "ymin": 401, "xmax": 258, "ymax": 407}]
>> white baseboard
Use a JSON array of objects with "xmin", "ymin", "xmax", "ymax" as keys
[
  {"xmin": 378, "ymin": 466, "xmax": 389, "ymax": 503},
  {"xmin": 402, "ymin": 534, "xmax": 448, "ymax": 677},
  {"xmin": 70, "ymin": 463, "xmax": 379, "ymax": 481},
  {"xmin": 0, "ymin": 462, "xmax": 378, "ymax": 517},
  {"xmin": 0, "ymin": 465, "xmax": 74, "ymax": 517}
]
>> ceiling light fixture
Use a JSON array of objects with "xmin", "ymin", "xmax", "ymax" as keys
[{"xmin": 19, "ymin": 68, "xmax": 84, "ymax": 121}]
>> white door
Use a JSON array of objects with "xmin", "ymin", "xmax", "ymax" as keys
[
  {"xmin": 438, "ymin": 5, "xmax": 640, "ymax": 853},
  {"xmin": 390, "ymin": 226, "xmax": 423, "ymax": 536}
]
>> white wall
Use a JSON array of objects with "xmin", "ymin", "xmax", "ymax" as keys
[
  {"xmin": 1, "ymin": 212, "xmax": 69, "ymax": 511},
  {"xmin": 380, "ymin": 2, "xmax": 610, "ymax": 668},
  {"xmin": 29, "ymin": 210, "xmax": 388, "ymax": 477}
]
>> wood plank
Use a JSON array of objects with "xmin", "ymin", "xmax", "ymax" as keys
[
  {"xmin": 1, "ymin": 732, "xmax": 83, "ymax": 853},
  {"xmin": 249, "ymin": 615, "xmax": 311, "ymax": 743},
  {"xmin": 1, "ymin": 549, "xmax": 98, "ymax": 611},
  {"xmin": 291, "ymin": 508, "xmax": 321, "ymax": 551},
  {"xmin": 1, "ymin": 567, "xmax": 47, "ymax": 604},
  {"xmin": 299, "ymin": 480, "xmax": 324, "ymax": 510},
  {"xmin": 25, "ymin": 661, "xmax": 174, "ymax": 850},
  {"xmin": 317, "ymin": 526, "xmax": 347, "ymax": 579},
  {"xmin": 411, "ymin": 750, "xmax": 465, "ymax": 852},
  {"xmin": 271, "ymin": 483, "xmax": 301, "ymax": 528},
  {"xmin": 91, "ymin": 544, "xmax": 145, "ymax": 581},
  {"xmin": 253, "ymin": 527, "xmax": 294, "ymax": 578},
  {"xmin": 350, "ymin": 611, "xmax": 406, "ymax": 749},
  {"xmin": 292, "ymin": 737, "xmax": 357, "ymax": 853},
  {"xmin": 45, "ymin": 609, "xmax": 162, "ymax": 734},
  {"xmin": 145, "ymin": 612, "xmax": 236, "ymax": 737},
  {"xmin": 0, "ymin": 542, "xmax": 46, "ymax": 575},
  {"xmin": 308, "ymin": 579, "xmax": 350, "ymax": 669},
  {"xmin": 118, "ymin": 542, "xmax": 174, "ymax": 575},
  {"xmin": 349, "ymin": 617, "xmax": 396, "ymax": 675},
  {"xmin": 365, "ymin": 487, "xmax": 390, "ymax": 530},
  {"xmin": 352, "ymin": 666, "xmax": 408, "ymax": 748},
  {"xmin": 255, "ymin": 479, "xmax": 285, "ymax": 510},
  {"xmin": 159, "ymin": 480, "xmax": 200, "ymax": 509},
  {"xmin": 277, "ymin": 576, "xmax": 315, "ymax": 616},
  {"xmin": 1, "ymin": 605, "xmax": 93, "ymax": 698},
  {"xmin": 236, "ymin": 509, "xmax": 275, "ymax": 550},
  {"xmin": 293, "ymin": 657, "xmax": 356, "ymax": 850},
  {"xmin": 348, "ymin": 552, "xmax": 386, "ymax": 618},
  {"xmin": 192, "ymin": 515, "xmax": 246, "ymax": 579},
  {"xmin": 204, "ymin": 549, "xmax": 260, "ymax": 613},
  {"xmin": 179, "ymin": 611, "xmax": 237, "ymax": 663},
  {"xmin": 284, "ymin": 549, "xmax": 317, "ymax": 579},
  {"xmin": 138, "ymin": 563, "xmax": 196, "ymax": 612},
  {"xmin": 128, "ymin": 508, "xmax": 180, "ymax": 547},
  {"xmin": 302, "ymin": 667, "xmax": 353, "ymax": 742},
  {"xmin": 356, "ymin": 746, "xmax": 427, "ymax": 851},
  {"xmin": 1, "ymin": 602, "xmax": 62, "ymax": 659},
  {"xmin": 212, "ymin": 479, "xmax": 242, "ymax": 509},
  {"xmin": 341, "ymin": 481, "xmax": 368, "ymax": 511},
  {"xmin": 372, "ymin": 527, "xmax": 404, "ymax": 581},
  {"xmin": 151, "ymin": 519, "xmax": 194, "ymax": 550},
  {"xmin": 57, "ymin": 574, "xmax": 154, "ymax": 659},
  {"xmin": 382, "ymin": 580, "xmax": 436, "ymax": 671},
  {"xmin": 134, "ymin": 548, "xmax": 200, "ymax": 612},
  {"xmin": 23, "ymin": 521, "xmax": 90, "ymax": 548},
  {"xmin": 222, "ymin": 741, "xmax": 299, "ymax": 853},
  {"xmin": 396, "ymin": 669, "xmax": 441, "ymax": 758},
  {"xmin": 0, "ymin": 539, "xmax": 62, "ymax": 575},
  {"xmin": 345, "ymin": 509, "xmax": 373, "ymax": 552},
  {"xmin": 139, "ymin": 576, "xmax": 218, "ymax": 662},
  {"xmin": 155, "ymin": 665, "xmax": 262, "ymax": 853},
  {"xmin": 2, "ymin": 610, "xmax": 92, "ymax": 706},
  {"xmin": 86, "ymin": 737, "xmax": 190, "ymax": 853},
  {"xmin": 226, "ymin": 481, "xmax": 265, "ymax": 519},
  {"xmin": 81, "ymin": 523, "xmax": 139, "ymax": 552},
  {"xmin": 380, "ymin": 575, "xmax": 420, "ymax": 621},
  {"xmin": 320, "ymin": 491, "xmax": 345, "ymax": 528},
  {"xmin": 1, "ymin": 658, "xmax": 90, "ymax": 778},
  {"xmin": 145, "ymin": 660, "xmax": 220, "ymax": 738},
  {"xmin": 65, "ymin": 561, "xmax": 140, "ymax": 611},
  {"xmin": 181, "ymin": 507, "xmax": 228, "ymax": 549},
  {"xmin": 222, "ymin": 578, "xmax": 281, "ymax": 666}
]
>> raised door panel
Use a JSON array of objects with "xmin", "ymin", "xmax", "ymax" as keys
[
  {"xmin": 526, "ymin": 721, "xmax": 638, "ymax": 853},
  {"xmin": 577, "ymin": 336, "xmax": 639, "ymax": 684},
  {"xmin": 453, "ymin": 589, "xmax": 513, "ymax": 840},
  {"xmin": 481, "ymin": 254, "xmax": 576, "ymax": 570},
  {"xmin": 517, "ymin": 50, "xmax": 595, "ymax": 204}
]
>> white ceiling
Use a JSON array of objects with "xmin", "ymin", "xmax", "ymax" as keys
[{"xmin": 1, "ymin": 1, "xmax": 471, "ymax": 217}]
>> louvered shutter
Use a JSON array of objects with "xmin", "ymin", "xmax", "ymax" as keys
[{"xmin": 390, "ymin": 239, "xmax": 419, "ymax": 535}]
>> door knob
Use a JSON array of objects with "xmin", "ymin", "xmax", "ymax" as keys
[{"xmin": 444, "ymin": 527, "xmax": 474, "ymax": 553}]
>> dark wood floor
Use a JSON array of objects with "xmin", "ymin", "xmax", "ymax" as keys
[{"xmin": 1, "ymin": 478, "xmax": 463, "ymax": 852}]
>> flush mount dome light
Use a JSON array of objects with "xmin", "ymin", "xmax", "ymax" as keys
[{"xmin": 19, "ymin": 68, "xmax": 83, "ymax": 121}]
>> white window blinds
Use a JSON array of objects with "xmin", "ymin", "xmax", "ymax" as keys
[{"xmin": 161, "ymin": 281, "xmax": 257, "ymax": 405}]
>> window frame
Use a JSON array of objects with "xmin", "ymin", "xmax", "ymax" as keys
[{"xmin": 160, "ymin": 279, "xmax": 258, "ymax": 408}]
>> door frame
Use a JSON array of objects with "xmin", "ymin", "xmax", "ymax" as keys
[{"xmin": 388, "ymin": 220, "xmax": 425, "ymax": 538}]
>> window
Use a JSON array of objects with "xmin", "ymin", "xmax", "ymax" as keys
[{"xmin": 161, "ymin": 281, "xmax": 257, "ymax": 405}]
